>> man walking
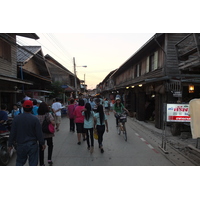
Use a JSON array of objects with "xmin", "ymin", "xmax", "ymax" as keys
[
  {"xmin": 8, "ymin": 100, "xmax": 45, "ymax": 166},
  {"xmin": 52, "ymin": 98, "xmax": 63, "ymax": 131}
]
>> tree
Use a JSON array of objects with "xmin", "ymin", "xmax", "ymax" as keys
[{"xmin": 49, "ymin": 81, "xmax": 65, "ymax": 99}]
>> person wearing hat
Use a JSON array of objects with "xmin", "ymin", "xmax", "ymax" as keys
[
  {"xmin": 8, "ymin": 100, "xmax": 45, "ymax": 166},
  {"xmin": 113, "ymin": 97, "xmax": 129, "ymax": 127}
]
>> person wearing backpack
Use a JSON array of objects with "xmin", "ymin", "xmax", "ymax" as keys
[{"xmin": 37, "ymin": 102, "xmax": 55, "ymax": 166}]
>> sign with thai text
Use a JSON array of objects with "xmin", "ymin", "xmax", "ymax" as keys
[{"xmin": 166, "ymin": 104, "xmax": 191, "ymax": 122}]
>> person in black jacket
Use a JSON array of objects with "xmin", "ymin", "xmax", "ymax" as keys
[{"xmin": 8, "ymin": 100, "xmax": 46, "ymax": 166}]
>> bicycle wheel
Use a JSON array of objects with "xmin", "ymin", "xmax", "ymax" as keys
[
  {"xmin": 123, "ymin": 123, "xmax": 127, "ymax": 141},
  {"xmin": 117, "ymin": 124, "xmax": 121, "ymax": 135}
]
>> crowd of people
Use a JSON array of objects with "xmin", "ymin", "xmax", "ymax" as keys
[{"xmin": 0, "ymin": 95, "xmax": 128, "ymax": 166}]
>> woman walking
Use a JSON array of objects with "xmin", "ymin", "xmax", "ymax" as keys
[
  {"xmin": 67, "ymin": 98, "xmax": 76, "ymax": 132},
  {"xmin": 73, "ymin": 99, "xmax": 86, "ymax": 145},
  {"xmin": 37, "ymin": 102, "xmax": 55, "ymax": 166},
  {"xmin": 94, "ymin": 105, "xmax": 108, "ymax": 153},
  {"xmin": 82, "ymin": 103, "xmax": 95, "ymax": 153}
]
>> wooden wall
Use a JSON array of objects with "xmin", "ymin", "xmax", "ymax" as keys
[{"xmin": 165, "ymin": 33, "xmax": 189, "ymax": 76}]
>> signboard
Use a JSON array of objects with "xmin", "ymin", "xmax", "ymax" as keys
[
  {"xmin": 61, "ymin": 85, "xmax": 69, "ymax": 89},
  {"xmin": 166, "ymin": 104, "xmax": 191, "ymax": 122}
]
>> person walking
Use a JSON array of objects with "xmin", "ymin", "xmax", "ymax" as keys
[
  {"xmin": 82, "ymin": 103, "xmax": 95, "ymax": 153},
  {"xmin": 67, "ymin": 98, "xmax": 76, "ymax": 132},
  {"xmin": 104, "ymin": 98, "xmax": 110, "ymax": 115},
  {"xmin": 8, "ymin": 100, "xmax": 45, "ymax": 166},
  {"xmin": 11, "ymin": 104, "xmax": 20, "ymax": 118},
  {"xmin": 37, "ymin": 102, "xmax": 55, "ymax": 166},
  {"xmin": 73, "ymin": 99, "xmax": 86, "ymax": 145},
  {"xmin": 94, "ymin": 105, "xmax": 108, "ymax": 153},
  {"xmin": 89, "ymin": 97, "xmax": 96, "ymax": 111},
  {"xmin": 52, "ymin": 97, "xmax": 63, "ymax": 131},
  {"xmin": 32, "ymin": 99, "xmax": 39, "ymax": 116},
  {"xmin": 0, "ymin": 104, "xmax": 8, "ymax": 134}
]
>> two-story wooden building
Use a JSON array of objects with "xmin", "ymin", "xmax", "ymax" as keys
[
  {"xmin": 0, "ymin": 33, "xmax": 39, "ymax": 110},
  {"xmin": 17, "ymin": 45, "xmax": 52, "ymax": 102},
  {"xmin": 99, "ymin": 33, "xmax": 200, "ymax": 130}
]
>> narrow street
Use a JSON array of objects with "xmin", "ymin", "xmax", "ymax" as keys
[{"xmin": 8, "ymin": 112, "xmax": 193, "ymax": 166}]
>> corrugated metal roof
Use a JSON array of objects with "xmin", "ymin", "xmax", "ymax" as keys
[{"xmin": 17, "ymin": 46, "xmax": 41, "ymax": 64}]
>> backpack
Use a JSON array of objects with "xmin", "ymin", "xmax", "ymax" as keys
[{"xmin": 42, "ymin": 113, "xmax": 54, "ymax": 134}]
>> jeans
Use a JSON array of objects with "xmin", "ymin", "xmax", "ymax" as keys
[
  {"xmin": 39, "ymin": 137, "xmax": 53, "ymax": 166},
  {"xmin": 96, "ymin": 125, "xmax": 105, "ymax": 147},
  {"xmin": 70, "ymin": 118, "xmax": 75, "ymax": 131},
  {"xmin": 85, "ymin": 128, "xmax": 94, "ymax": 147},
  {"xmin": 16, "ymin": 141, "xmax": 39, "ymax": 166}
]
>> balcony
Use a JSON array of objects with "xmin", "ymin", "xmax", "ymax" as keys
[{"xmin": 175, "ymin": 33, "xmax": 200, "ymax": 70}]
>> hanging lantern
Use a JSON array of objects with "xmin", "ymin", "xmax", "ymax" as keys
[{"xmin": 189, "ymin": 85, "xmax": 194, "ymax": 93}]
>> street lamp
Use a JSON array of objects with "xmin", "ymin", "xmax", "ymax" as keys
[{"xmin": 73, "ymin": 57, "xmax": 87, "ymax": 98}]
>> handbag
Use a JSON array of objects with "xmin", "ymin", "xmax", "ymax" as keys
[
  {"xmin": 93, "ymin": 128, "xmax": 98, "ymax": 140},
  {"xmin": 42, "ymin": 113, "xmax": 55, "ymax": 134}
]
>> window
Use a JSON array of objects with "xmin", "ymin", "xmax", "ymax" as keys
[
  {"xmin": 136, "ymin": 63, "xmax": 141, "ymax": 77},
  {"xmin": 146, "ymin": 56, "xmax": 149, "ymax": 73},
  {"xmin": 149, "ymin": 54, "xmax": 154, "ymax": 71},
  {"xmin": 146, "ymin": 51, "xmax": 158, "ymax": 73},
  {"xmin": 0, "ymin": 38, "xmax": 11, "ymax": 61}
]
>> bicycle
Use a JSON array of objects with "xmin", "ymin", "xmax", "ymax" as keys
[{"xmin": 116, "ymin": 112, "xmax": 127, "ymax": 141}]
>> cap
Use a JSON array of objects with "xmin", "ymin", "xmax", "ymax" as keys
[
  {"xmin": 23, "ymin": 100, "xmax": 33, "ymax": 108},
  {"xmin": 115, "ymin": 97, "xmax": 121, "ymax": 100}
]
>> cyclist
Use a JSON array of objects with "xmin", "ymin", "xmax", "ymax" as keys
[{"xmin": 113, "ymin": 97, "xmax": 129, "ymax": 127}]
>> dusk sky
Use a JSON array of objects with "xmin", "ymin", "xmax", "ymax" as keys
[
  {"xmin": 2, "ymin": 0, "xmax": 198, "ymax": 198},
  {"xmin": 17, "ymin": 33, "xmax": 155, "ymax": 89}
]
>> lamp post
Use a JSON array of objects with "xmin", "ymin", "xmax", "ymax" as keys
[{"xmin": 73, "ymin": 57, "xmax": 87, "ymax": 98}]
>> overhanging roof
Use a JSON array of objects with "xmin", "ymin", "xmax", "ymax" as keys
[
  {"xmin": 0, "ymin": 75, "xmax": 33, "ymax": 85},
  {"xmin": 16, "ymin": 33, "xmax": 39, "ymax": 40}
]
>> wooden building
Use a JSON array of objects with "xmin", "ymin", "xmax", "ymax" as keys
[
  {"xmin": 99, "ymin": 33, "xmax": 200, "ymax": 130},
  {"xmin": 17, "ymin": 46, "xmax": 52, "ymax": 101},
  {"xmin": 0, "ymin": 33, "xmax": 39, "ymax": 110},
  {"xmin": 45, "ymin": 54, "xmax": 79, "ymax": 101}
]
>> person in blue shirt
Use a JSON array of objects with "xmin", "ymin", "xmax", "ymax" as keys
[
  {"xmin": 82, "ymin": 103, "xmax": 95, "ymax": 153},
  {"xmin": 11, "ymin": 104, "xmax": 20, "ymax": 118},
  {"xmin": 89, "ymin": 98, "xmax": 96, "ymax": 111},
  {"xmin": 104, "ymin": 98, "xmax": 110, "ymax": 115},
  {"xmin": 94, "ymin": 104, "xmax": 109, "ymax": 153},
  {"xmin": 0, "ymin": 104, "xmax": 8, "ymax": 133},
  {"xmin": 32, "ymin": 99, "xmax": 39, "ymax": 116}
]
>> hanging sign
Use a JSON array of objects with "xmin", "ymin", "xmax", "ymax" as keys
[{"xmin": 166, "ymin": 104, "xmax": 191, "ymax": 122}]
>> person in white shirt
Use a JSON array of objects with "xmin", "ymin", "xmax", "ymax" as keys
[{"xmin": 52, "ymin": 98, "xmax": 63, "ymax": 131}]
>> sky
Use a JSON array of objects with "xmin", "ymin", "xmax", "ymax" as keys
[
  {"xmin": 2, "ymin": 0, "xmax": 199, "ymax": 196},
  {"xmin": 17, "ymin": 33, "xmax": 154, "ymax": 89}
]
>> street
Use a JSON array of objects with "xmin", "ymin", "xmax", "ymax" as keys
[{"xmin": 7, "ymin": 112, "xmax": 178, "ymax": 166}]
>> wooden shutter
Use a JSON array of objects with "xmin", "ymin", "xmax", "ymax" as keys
[
  {"xmin": 154, "ymin": 51, "xmax": 158, "ymax": 70},
  {"xmin": 146, "ymin": 56, "xmax": 149, "ymax": 73}
]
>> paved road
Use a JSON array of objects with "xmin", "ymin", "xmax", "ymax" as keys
[{"xmin": 8, "ymin": 112, "xmax": 175, "ymax": 166}]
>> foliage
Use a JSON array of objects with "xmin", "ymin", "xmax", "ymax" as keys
[{"xmin": 49, "ymin": 81, "xmax": 65, "ymax": 98}]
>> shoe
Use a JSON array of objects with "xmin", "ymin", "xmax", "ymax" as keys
[
  {"xmin": 101, "ymin": 148, "xmax": 104, "ymax": 153},
  {"xmin": 83, "ymin": 138, "xmax": 87, "ymax": 141},
  {"xmin": 87, "ymin": 146, "xmax": 90, "ymax": 150},
  {"xmin": 90, "ymin": 147, "xmax": 94, "ymax": 154},
  {"xmin": 77, "ymin": 142, "xmax": 81, "ymax": 145},
  {"xmin": 48, "ymin": 160, "xmax": 53, "ymax": 166}
]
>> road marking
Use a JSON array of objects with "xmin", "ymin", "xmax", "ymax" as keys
[{"xmin": 135, "ymin": 133, "xmax": 159, "ymax": 154}]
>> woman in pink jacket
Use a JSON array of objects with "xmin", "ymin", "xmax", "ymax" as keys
[{"xmin": 73, "ymin": 99, "xmax": 86, "ymax": 145}]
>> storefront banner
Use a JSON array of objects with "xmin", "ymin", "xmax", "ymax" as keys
[{"xmin": 166, "ymin": 104, "xmax": 191, "ymax": 122}]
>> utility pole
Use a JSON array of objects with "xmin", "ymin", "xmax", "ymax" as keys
[{"xmin": 73, "ymin": 57, "xmax": 78, "ymax": 98}]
